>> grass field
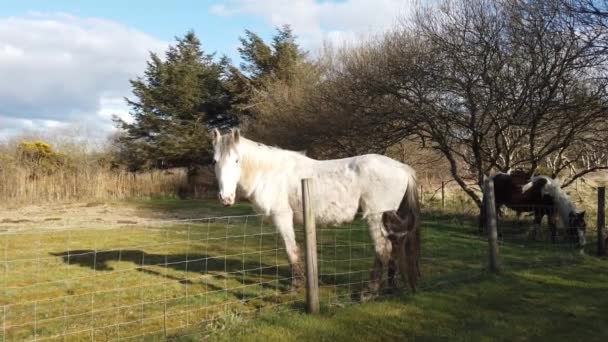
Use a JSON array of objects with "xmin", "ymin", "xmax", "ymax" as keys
[{"xmin": 1, "ymin": 198, "xmax": 607, "ymax": 341}]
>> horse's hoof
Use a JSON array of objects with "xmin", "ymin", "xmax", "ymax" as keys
[
  {"xmin": 287, "ymin": 284, "xmax": 300, "ymax": 293},
  {"xmin": 386, "ymin": 287, "xmax": 403, "ymax": 296},
  {"xmin": 287, "ymin": 277, "xmax": 305, "ymax": 292},
  {"xmin": 359, "ymin": 290, "xmax": 378, "ymax": 302}
]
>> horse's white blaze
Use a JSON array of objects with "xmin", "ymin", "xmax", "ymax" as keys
[
  {"xmin": 213, "ymin": 129, "xmax": 241, "ymax": 206},
  {"xmin": 212, "ymin": 131, "xmax": 418, "ymax": 283}
]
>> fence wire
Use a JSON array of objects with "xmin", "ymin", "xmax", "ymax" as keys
[
  {"xmin": 490, "ymin": 204, "xmax": 596, "ymax": 270},
  {"xmin": 1, "ymin": 187, "xmax": 603, "ymax": 340},
  {"xmin": 1, "ymin": 215, "xmax": 300, "ymax": 341},
  {"xmin": 421, "ymin": 183, "xmax": 603, "ymax": 273},
  {"xmin": 316, "ymin": 211, "xmax": 488, "ymax": 308}
]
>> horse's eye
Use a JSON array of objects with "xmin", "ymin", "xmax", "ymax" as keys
[{"xmin": 236, "ymin": 159, "xmax": 239, "ymax": 164}]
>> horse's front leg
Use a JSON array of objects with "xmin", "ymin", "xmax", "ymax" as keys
[
  {"xmin": 272, "ymin": 212, "xmax": 305, "ymax": 291},
  {"xmin": 548, "ymin": 211, "xmax": 558, "ymax": 243},
  {"xmin": 531, "ymin": 209, "xmax": 543, "ymax": 241},
  {"xmin": 387, "ymin": 246, "xmax": 399, "ymax": 292}
]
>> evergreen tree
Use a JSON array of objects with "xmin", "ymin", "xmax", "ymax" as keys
[
  {"xmin": 116, "ymin": 31, "xmax": 232, "ymax": 170},
  {"xmin": 227, "ymin": 25, "xmax": 308, "ymax": 120}
]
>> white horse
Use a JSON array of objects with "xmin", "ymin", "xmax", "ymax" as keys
[
  {"xmin": 527, "ymin": 176, "xmax": 587, "ymax": 245},
  {"xmin": 211, "ymin": 128, "xmax": 420, "ymax": 295}
]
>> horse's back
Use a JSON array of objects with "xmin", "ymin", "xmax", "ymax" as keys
[
  {"xmin": 493, "ymin": 173, "xmax": 554, "ymax": 214},
  {"xmin": 350, "ymin": 154, "xmax": 414, "ymax": 215},
  {"xmin": 292, "ymin": 154, "xmax": 413, "ymax": 225}
]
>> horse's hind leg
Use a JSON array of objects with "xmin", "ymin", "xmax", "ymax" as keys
[
  {"xmin": 387, "ymin": 246, "xmax": 398, "ymax": 292},
  {"xmin": 361, "ymin": 213, "xmax": 392, "ymax": 301},
  {"xmin": 272, "ymin": 212, "xmax": 304, "ymax": 291}
]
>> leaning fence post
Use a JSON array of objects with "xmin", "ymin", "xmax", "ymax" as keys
[
  {"xmin": 301, "ymin": 179, "xmax": 319, "ymax": 314},
  {"xmin": 598, "ymin": 187, "xmax": 606, "ymax": 256},
  {"xmin": 420, "ymin": 184, "xmax": 424, "ymax": 206},
  {"xmin": 441, "ymin": 181, "xmax": 445, "ymax": 209},
  {"xmin": 483, "ymin": 176, "xmax": 500, "ymax": 273}
]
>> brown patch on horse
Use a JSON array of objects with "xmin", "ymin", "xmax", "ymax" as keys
[
  {"xmin": 492, "ymin": 173, "xmax": 551, "ymax": 215},
  {"xmin": 382, "ymin": 182, "xmax": 421, "ymax": 293}
]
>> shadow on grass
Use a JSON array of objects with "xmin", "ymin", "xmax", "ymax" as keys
[{"xmin": 49, "ymin": 249, "xmax": 295, "ymax": 302}]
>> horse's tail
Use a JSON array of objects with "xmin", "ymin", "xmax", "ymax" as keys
[{"xmin": 397, "ymin": 171, "xmax": 421, "ymax": 292}]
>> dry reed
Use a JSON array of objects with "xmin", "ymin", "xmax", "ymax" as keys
[{"xmin": 0, "ymin": 163, "xmax": 190, "ymax": 206}]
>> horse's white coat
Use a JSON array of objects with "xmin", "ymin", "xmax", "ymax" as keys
[
  {"xmin": 528, "ymin": 176, "xmax": 576, "ymax": 226},
  {"xmin": 531, "ymin": 176, "xmax": 586, "ymax": 244},
  {"xmin": 212, "ymin": 131, "xmax": 418, "ymax": 277},
  {"xmin": 521, "ymin": 181, "xmax": 533, "ymax": 193}
]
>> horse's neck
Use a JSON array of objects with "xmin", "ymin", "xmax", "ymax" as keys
[
  {"xmin": 237, "ymin": 139, "xmax": 308, "ymax": 198},
  {"xmin": 544, "ymin": 181, "xmax": 576, "ymax": 223}
]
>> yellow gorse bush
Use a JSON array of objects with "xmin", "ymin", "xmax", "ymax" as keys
[{"xmin": 0, "ymin": 140, "xmax": 196, "ymax": 205}]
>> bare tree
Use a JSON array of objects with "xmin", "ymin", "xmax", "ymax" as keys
[{"xmin": 320, "ymin": 0, "xmax": 608, "ymax": 207}]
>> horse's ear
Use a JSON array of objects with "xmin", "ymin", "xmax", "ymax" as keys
[
  {"xmin": 231, "ymin": 128, "xmax": 241, "ymax": 144},
  {"xmin": 211, "ymin": 129, "xmax": 220, "ymax": 144}
]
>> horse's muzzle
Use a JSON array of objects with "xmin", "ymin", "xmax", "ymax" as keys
[
  {"xmin": 218, "ymin": 193, "xmax": 235, "ymax": 207},
  {"xmin": 578, "ymin": 231, "xmax": 586, "ymax": 247}
]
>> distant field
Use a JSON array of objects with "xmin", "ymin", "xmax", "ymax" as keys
[{"xmin": 1, "ymin": 199, "xmax": 607, "ymax": 341}]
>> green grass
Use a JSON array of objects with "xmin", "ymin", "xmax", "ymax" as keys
[
  {"xmin": 205, "ymin": 260, "xmax": 608, "ymax": 342},
  {"xmin": 1, "ymin": 199, "xmax": 606, "ymax": 341},
  {"xmin": 196, "ymin": 211, "xmax": 608, "ymax": 342}
]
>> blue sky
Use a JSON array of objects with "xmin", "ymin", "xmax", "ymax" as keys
[
  {"xmin": 0, "ymin": 0, "xmax": 414, "ymax": 142},
  {"xmin": 0, "ymin": 0, "xmax": 273, "ymax": 62}
]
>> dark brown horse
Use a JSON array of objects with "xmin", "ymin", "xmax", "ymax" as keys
[{"xmin": 491, "ymin": 172, "xmax": 586, "ymax": 245}]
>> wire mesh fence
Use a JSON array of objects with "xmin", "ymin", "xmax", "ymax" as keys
[
  {"xmin": 421, "ymin": 181, "xmax": 605, "ymax": 274},
  {"xmin": 1, "ymin": 182, "xmax": 604, "ymax": 340},
  {"xmin": 1, "ymin": 215, "xmax": 301, "ymax": 341},
  {"xmin": 1, "ymin": 208, "xmax": 491, "ymax": 341},
  {"xmin": 490, "ymin": 204, "xmax": 594, "ymax": 270},
  {"xmin": 316, "ymin": 213, "xmax": 488, "ymax": 307}
]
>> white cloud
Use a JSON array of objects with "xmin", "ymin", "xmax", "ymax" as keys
[
  {"xmin": 0, "ymin": 12, "xmax": 167, "ymax": 139},
  {"xmin": 210, "ymin": 0, "xmax": 414, "ymax": 52}
]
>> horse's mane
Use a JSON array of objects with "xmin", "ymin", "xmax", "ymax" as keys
[
  {"xmin": 235, "ymin": 138, "xmax": 309, "ymax": 187},
  {"xmin": 533, "ymin": 176, "xmax": 578, "ymax": 226}
]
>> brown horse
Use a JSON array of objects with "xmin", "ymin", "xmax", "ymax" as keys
[{"xmin": 491, "ymin": 172, "xmax": 586, "ymax": 245}]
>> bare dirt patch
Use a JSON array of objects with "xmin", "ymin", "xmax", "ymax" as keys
[
  {"xmin": 0, "ymin": 202, "xmax": 143, "ymax": 231},
  {"xmin": 0, "ymin": 199, "xmax": 254, "ymax": 232}
]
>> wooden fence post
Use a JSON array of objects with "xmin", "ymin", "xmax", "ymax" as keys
[
  {"xmin": 301, "ymin": 179, "xmax": 319, "ymax": 314},
  {"xmin": 483, "ymin": 177, "xmax": 500, "ymax": 273},
  {"xmin": 598, "ymin": 187, "xmax": 606, "ymax": 257},
  {"xmin": 441, "ymin": 181, "xmax": 445, "ymax": 209}
]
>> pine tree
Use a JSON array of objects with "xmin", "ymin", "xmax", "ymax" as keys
[
  {"xmin": 227, "ymin": 25, "xmax": 309, "ymax": 121},
  {"xmin": 116, "ymin": 31, "xmax": 232, "ymax": 170}
]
